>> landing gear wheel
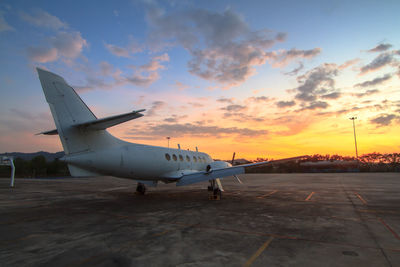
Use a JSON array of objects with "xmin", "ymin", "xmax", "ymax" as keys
[
  {"xmin": 136, "ymin": 183, "xmax": 146, "ymax": 195},
  {"xmin": 208, "ymin": 180, "xmax": 222, "ymax": 200},
  {"xmin": 213, "ymin": 188, "xmax": 222, "ymax": 199}
]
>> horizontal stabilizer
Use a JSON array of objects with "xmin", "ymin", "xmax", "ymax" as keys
[
  {"xmin": 37, "ymin": 109, "xmax": 145, "ymax": 135},
  {"xmin": 74, "ymin": 109, "xmax": 145, "ymax": 130}
]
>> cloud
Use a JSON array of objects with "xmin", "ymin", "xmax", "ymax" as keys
[
  {"xmin": 276, "ymin": 100, "xmax": 296, "ymax": 108},
  {"xmin": 20, "ymin": 8, "xmax": 67, "ymax": 30},
  {"xmin": 284, "ymin": 62, "xmax": 304, "ymax": 76},
  {"xmin": 125, "ymin": 72, "xmax": 160, "ymax": 87},
  {"xmin": 294, "ymin": 63, "xmax": 339, "ymax": 102},
  {"xmin": 354, "ymin": 89, "xmax": 380, "ymax": 97},
  {"xmin": 124, "ymin": 53, "xmax": 169, "ymax": 86},
  {"xmin": 301, "ymin": 101, "xmax": 329, "ymax": 110},
  {"xmin": 146, "ymin": 101, "xmax": 166, "ymax": 116},
  {"xmin": 104, "ymin": 43, "xmax": 131, "ymax": 58},
  {"xmin": 221, "ymin": 104, "xmax": 246, "ymax": 112},
  {"xmin": 360, "ymin": 52, "xmax": 397, "ymax": 74},
  {"xmin": 266, "ymin": 48, "xmax": 321, "ymax": 67},
  {"xmin": 175, "ymin": 81, "xmax": 190, "ymax": 91},
  {"xmin": 128, "ymin": 122, "xmax": 268, "ymax": 138},
  {"xmin": 75, "ymin": 55, "xmax": 168, "ymax": 91},
  {"xmin": 0, "ymin": 10, "xmax": 14, "ymax": 32},
  {"xmin": 104, "ymin": 37, "xmax": 142, "ymax": 58},
  {"xmin": 368, "ymin": 43, "xmax": 392, "ymax": 53},
  {"xmin": 246, "ymin": 96, "xmax": 272, "ymax": 103},
  {"xmin": 338, "ymin": 58, "xmax": 360, "ymax": 69},
  {"xmin": 27, "ymin": 31, "xmax": 87, "ymax": 63},
  {"xmin": 139, "ymin": 53, "xmax": 169, "ymax": 72},
  {"xmin": 51, "ymin": 31, "xmax": 87, "ymax": 58},
  {"xmin": 321, "ymin": 92, "xmax": 341, "ymax": 99},
  {"xmin": 217, "ymin": 98, "xmax": 234, "ymax": 104},
  {"xmin": 370, "ymin": 113, "xmax": 399, "ymax": 126},
  {"xmin": 355, "ymin": 73, "xmax": 392, "ymax": 87},
  {"xmin": 146, "ymin": 6, "xmax": 288, "ymax": 87},
  {"xmin": 164, "ymin": 114, "xmax": 188, "ymax": 123},
  {"xmin": 187, "ymin": 102, "xmax": 204, "ymax": 108},
  {"xmin": 99, "ymin": 61, "xmax": 113, "ymax": 76},
  {"xmin": 272, "ymin": 115, "xmax": 313, "ymax": 136},
  {"xmin": 27, "ymin": 46, "xmax": 58, "ymax": 63}
]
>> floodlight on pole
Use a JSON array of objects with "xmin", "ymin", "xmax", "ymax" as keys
[
  {"xmin": 349, "ymin": 117, "xmax": 358, "ymax": 159},
  {"xmin": 166, "ymin": 137, "xmax": 170, "ymax": 148}
]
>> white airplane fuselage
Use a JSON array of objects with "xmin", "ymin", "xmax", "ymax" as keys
[{"xmin": 63, "ymin": 141, "xmax": 221, "ymax": 181}]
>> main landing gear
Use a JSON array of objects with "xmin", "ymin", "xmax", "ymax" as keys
[
  {"xmin": 136, "ymin": 182, "xmax": 146, "ymax": 195},
  {"xmin": 208, "ymin": 179, "xmax": 222, "ymax": 200}
]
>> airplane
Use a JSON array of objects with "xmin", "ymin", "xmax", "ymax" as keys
[{"xmin": 36, "ymin": 68, "xmax": 304, "ymax": 199}]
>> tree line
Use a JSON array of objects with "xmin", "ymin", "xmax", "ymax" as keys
[
  {"xmin": 0, "ymin": 155, "xmax": 70, "ymax": 178},
  {"xmin": 249, "ymin": 152, "xmax": 400, "ymax": 173},
  {"xmin": 0, "ymin": 152, "xmax": 399, "ymax": 178}
]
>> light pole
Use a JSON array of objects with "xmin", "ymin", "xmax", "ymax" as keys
[
  {"xmin": 166, "ymin": 137, "xmax": 170, "ymax": 148},
  {"xmin": 349, "ymin": 117, "xmax": 358, "ymax": 159}
]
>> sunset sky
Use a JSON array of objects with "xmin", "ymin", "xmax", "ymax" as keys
[{"xmin": 0, "ymin": 0, "xmax": 399, "ymax": 160}]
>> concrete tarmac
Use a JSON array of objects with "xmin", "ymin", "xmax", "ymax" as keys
[{"xmin": 0, "ymin": 173, "xmax": 399, "ymax": 266}]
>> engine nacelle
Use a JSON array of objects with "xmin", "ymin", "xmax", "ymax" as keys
[{"xmin": 206, "ymin": 160, "xmax": 232, "ymax": 173}]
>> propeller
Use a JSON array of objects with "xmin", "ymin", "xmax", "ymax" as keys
[{"xmin": 231, "ymin": 152, "xmax": 243, "ymax": 184}]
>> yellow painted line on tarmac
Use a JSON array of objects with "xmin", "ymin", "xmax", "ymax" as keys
[
  {"xmin": 354, "ymin": 192, "xmax": 367, "ymax": 205},
  {"xmin": 305, "ymin": 192, "xmax": 315, "ymax": 201},
  {"xmin": 244, "ymin": 237, "xmax": 274, "ymax": 267},
  {"xmin": 256, "ymin": 190, "xmax": 277, "ymax": 199},
  {"xmin": 378, "ymin": 218, "xmax": 400, "ymax": 240}
]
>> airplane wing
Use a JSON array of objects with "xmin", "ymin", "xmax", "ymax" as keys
[{"xmin": 176, "ymin": 155, "xmax": 306, "ymax": 186}]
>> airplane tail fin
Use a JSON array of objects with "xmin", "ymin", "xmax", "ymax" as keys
[{"xmin": 36, "ymin": 68, "xmax": 118, "ymax": 156}]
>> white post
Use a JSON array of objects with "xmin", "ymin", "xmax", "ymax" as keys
[
  {"xmin": 1, "ymin": 156, "xmax": 15, "ymax": 188},
  {"xmin": 10, "ymin": 158, "xmax": 15, "ymax": 188}
]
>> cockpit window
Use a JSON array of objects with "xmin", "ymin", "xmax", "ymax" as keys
[
  {"xmin": 193, "ymin": 156, "xmax": 197, "ymax": 162},
  {"xmin": 186, "ymin": 155, "xmax": 190, "ymax": 162},
  {"xmin": 165, "ymin": 153, "xmax": 171, "ymax": 161},
  {"xmin": 173, "ymin": 154, "xmax": 177, "ymax": 161},
  {"xmin": 179, "ymin": 155, "xmax": 183, "ymax": 161}
]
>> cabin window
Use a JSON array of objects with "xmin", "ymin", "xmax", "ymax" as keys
[
  {"xmin": 193, "ymin": 156, "xmax": 197, "ymax": 162},
  {"xmin": 165, "ymin": 153, "xmax": 171, "ymax": 161},
  {"xmin": 186, "ymin": 155, "xmax": 190, "ymax": 162},
  {"xmin": 179, "ymin": 155, "xmax": 183, "ymax": 161},
  {"xmin": 173, "ymin": 154, "xmax": 177, "ymax": 161}
]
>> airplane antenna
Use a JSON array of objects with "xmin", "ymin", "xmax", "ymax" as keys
[
  {"xmin": 196, "ymin": 147, "xmax": 198, "ymax": 152},
  {"xmin": 178, "ymin": 144, "xmax": 181, "ymax": 149},
  {"xmin": 231, "ymin": 152, "xmax": 236, "ymax": 165}
]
